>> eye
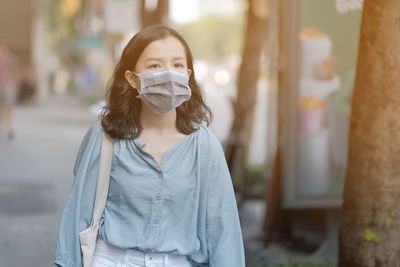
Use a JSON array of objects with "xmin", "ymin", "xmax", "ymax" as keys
[
  {"xmin": 148, "ymin": 64, "xmax": 161, "ymax": 69},
  {"xmin": 174, "ymin": 63, "xmax": 185, "ymax": 68}
]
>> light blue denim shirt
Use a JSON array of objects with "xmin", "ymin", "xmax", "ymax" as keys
[{"xmin": 54, "ymin": 120, "xmax": 245, "ymax": 267}]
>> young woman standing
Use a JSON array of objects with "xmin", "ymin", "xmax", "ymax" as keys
[{"xmin": 54, "ymin": 25, "xmax": 245, "ymax": 267}]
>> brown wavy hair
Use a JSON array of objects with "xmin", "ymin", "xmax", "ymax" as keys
[{"xmin": 100, "ymin": 25, "xmax": 213, "ymax": 140}]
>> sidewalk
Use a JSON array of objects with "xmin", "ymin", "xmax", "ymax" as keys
[{"xmin": 0, "ymin": 92, "xmax": 96, "ymax": 267}]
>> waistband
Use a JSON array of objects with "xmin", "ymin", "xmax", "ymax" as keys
[{"xmin": 94, "ymin": 235, "xmax": 192, "ymax": 266}]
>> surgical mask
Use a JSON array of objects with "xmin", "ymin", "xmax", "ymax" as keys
[{"xmin": 133, "ymin": 68, "xmax": 192, "ymax": 115}]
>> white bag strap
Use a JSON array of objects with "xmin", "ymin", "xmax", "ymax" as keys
[{"xmin": 91, "ymin": 130, "xmax": 114, "ymax": 225}]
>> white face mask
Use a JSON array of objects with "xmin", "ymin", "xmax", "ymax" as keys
[{"xmin": 133, "ymin": 68, "xmax": 192, "ymax": 115}]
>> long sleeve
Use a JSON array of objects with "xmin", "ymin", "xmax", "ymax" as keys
[
  {"xmin": 54, "ymin": 121, "xmax": 103, "ymax": 267},
  {"xmin": 205, "ymin": 134, "xmax": 245, "ymax": 267}
]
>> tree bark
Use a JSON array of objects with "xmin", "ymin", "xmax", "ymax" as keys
[
  {"xmin": 262, "ymin": 148, "xmax": 293, "ymax": 244},
  {"xmin": 225, "ymin": 0, "xmax": 268, "ymax": 200},
  {"xmin": 339, "ymin": 1, "xmax": 400, "ymax": 266}
]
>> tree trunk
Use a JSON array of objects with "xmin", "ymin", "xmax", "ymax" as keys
[
  {"xmin": 225, "ymin": 0, "xmax": 268, "ymax": 200},
  {"xmin": 261, "ymin": 148, "xmax": 293, "ymax": 244},
  {"xmin": 339, "ymin": 1, "xmax": 400, "ymax": 266},
  {"xmin": 261, "ymin": 0, "xmax": 286, "ymax": 243},
  {"xmin": 140, "ymin": 0, "xmax": 169, "ymax": 28}
]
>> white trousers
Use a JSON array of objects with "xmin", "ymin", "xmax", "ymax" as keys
[{"xmin": 92, "ymin": 236, "xmax": 194, "ymax": 267}]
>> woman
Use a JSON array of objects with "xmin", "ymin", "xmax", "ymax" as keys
[{"xmin": 54, "ymin": 25, "xmax": 245, "ymax": 267}]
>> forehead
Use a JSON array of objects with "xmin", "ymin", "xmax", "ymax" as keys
[{"xmin": 139, "ymin": 36, "xmax": 187, "ymax": 60}]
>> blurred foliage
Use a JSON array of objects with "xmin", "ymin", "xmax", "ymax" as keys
[
  {"xmin": 247, "ymin": 259, "xmax": 336, "ymax": 267},
  {"xmin": 47, "ymin": 1, "xmax": 75, "ymax": 51},
  {"xmin": 230, "ymin": 161, "xmax": 266, "ymax": 200},
  {"xmin": 178, "ymin": 14, "xmax": 245, "ymax": 61},
  {"xmin": 47, "ymin": 0, "xmax": 85, "ymax": 67},
  {"xmin": 247, "ymin": 261, "xmax": 269, "ymax": 267},
  {"xmin": 278, "ymin": 259, "xmax": 336, "ymax": 267},
  {"xmin": 243, "ymin": 164, "xmax": 266, "ymax": 198}
]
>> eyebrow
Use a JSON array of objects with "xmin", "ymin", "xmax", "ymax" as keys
[{"xmin": 145, "ymin": 57, "xmax": 186, "ymax": 62}]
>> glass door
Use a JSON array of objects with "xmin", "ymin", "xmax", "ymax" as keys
[{"xmin": 281, "ymin": 0, "xmax": 362, "ymax": 208}]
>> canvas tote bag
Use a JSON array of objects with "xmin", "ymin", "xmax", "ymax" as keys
[{"xmin": 79, "ymin": 130, "xmax": 114, "ymax": 267}]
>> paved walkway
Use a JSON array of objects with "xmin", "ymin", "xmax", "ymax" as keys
[{"xmin": 0, "ymin": 93, "xmax": 95, "ymax": 266}]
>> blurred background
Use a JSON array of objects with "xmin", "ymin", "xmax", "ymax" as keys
[{"xmin": 0, "ymin": 0, "xmax": 364, "ymax": 266}]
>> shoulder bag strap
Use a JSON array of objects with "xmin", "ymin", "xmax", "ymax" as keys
[{"xmin": 91, "ymin": 130, "xmax": 114, "ymax": 226}]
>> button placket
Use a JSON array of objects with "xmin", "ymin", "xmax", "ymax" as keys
[
  {"xmin": 145, "ymin": 254, "xmax": 154, "ymax": 266},
  {"xmin": 152, "ymin": 171, "xmax": 164, "ymax": 226}
]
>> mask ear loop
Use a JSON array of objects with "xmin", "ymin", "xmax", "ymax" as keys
[
  {"xmin": 132, "ymin": 71, "xmax": 141, "ymax": 97},
  {"xmin": 127, "ymin": 70, "xmax": 142, "ymax": 95}
]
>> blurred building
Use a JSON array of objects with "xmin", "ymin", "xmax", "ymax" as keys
[
  {"xmin": 0, "ymin": 0, "xmax": 49, "ymax": 102},
  {"xmin": 0, "ymin": 0, "xmax": 36, "ymax": 66}
]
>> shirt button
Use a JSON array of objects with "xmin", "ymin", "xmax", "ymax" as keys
[
  {"xmin": 155, "ymin": 195, "xmax": 161, "ymax": 200},
  {"xmin": 153, "ymin": 219, "xmax": 159, "ymax": 224},
  {"xmin": 158, "ymin": 173, "xmax": 163, "ymax": 179}
]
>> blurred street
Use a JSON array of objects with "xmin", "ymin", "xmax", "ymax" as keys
[{"xmin": 0, "ymin": 94, "xmax": 95, "ymax": 266}]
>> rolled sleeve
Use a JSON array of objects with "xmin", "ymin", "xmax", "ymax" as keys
[{"xmin": 205, "ymin": 136, "xmax": 245, "ymax": 267}]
